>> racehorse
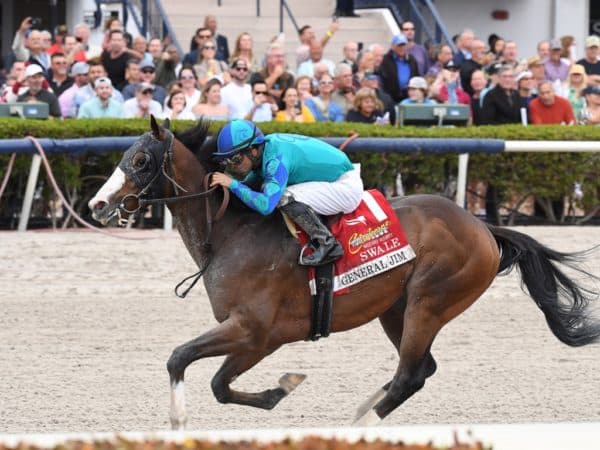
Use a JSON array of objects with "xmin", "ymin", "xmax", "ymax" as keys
[{"xmin": 89, "ymin": 117, "xmax": 600, "ymax": 429}]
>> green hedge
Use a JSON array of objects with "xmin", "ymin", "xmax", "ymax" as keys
[
  {"xmin": 1, "ymin": 118, "xmax": 599, "ymax": 223},
  {"xmin": 1, "ymin": 117, "xmax": 600, "ymax": 140}
]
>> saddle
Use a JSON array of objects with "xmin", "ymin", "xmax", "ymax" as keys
[{"xmin": 283, "ymin": 190, "xmax": 416, "ymax": 342}]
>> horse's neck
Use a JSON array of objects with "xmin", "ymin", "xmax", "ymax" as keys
[{"xmin": 166, "ymin": 146, "xmax": 236, "ymax": 266}]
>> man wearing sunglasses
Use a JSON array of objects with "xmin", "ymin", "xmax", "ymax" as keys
[
  {"xmin": 210, "ymin": 119, "xmax": 363, "ymax": 266},
  {"xmin": 220, "ymin": 58, "xmax": 253, "ymax": 119}
]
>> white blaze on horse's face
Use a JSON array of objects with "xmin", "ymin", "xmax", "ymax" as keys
[{"xmin": 88, "ymin": 167, "xmax": 127, "ymax": 223}]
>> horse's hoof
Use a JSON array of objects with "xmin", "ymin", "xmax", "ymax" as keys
[
  {"xmin": 354, "ymin": 387, "xmax": 387, "ymax": 422},
  {"xmin": 353, "ymin": 408, "xmax": 382, "ymax": 427},
  {"xmin": 278, "ymin": 372, "xmax": 307, "ymax": 394}
]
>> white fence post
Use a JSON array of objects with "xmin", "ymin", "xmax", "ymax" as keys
[
  {"xmin": 455, "ymin": 153, "xmax": 469, "ymax": 208},
  {"xmin": 18, "ymin": 155, "xmax": 42, "ymax": 232}
]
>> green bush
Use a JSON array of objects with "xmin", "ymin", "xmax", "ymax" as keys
[{"xmin": 1, "ymin": 119, "xmax": 598, "ymax": 224}]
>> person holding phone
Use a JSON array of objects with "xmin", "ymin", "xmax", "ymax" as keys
[
  {"xmin": 245, "ymin": 79, "xmax": 278, "ymax": 122},
  {"xmin": 275, "ymin": 87, "xmax": 316, "ymax": 122}
]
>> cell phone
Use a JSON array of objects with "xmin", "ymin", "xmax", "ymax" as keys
[
  {"xmin": 358, "ymin": 42, "xmax": 364, "ymax": 52},
  {"xmin": 76, "ymin": 36, "xmax": 83, "ymax": 43},
  {"xmin": 29, "ymin": 17, "xmax": 42, "ymax": 29}
]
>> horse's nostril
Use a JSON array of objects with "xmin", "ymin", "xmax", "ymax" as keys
[{"xmin": 94, "ymin": 200, "xmax": 107, "ymax": 212}]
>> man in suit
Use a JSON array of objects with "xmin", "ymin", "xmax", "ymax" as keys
[
  {"xmin": 204, "ymin": 15, "xmax": 229, "ymax": 62},
  {"xmin": 379, "ymin": 34, "xmax": 419, "ymax": 103}
]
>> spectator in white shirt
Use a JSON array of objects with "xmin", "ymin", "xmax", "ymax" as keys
[
  {"xmin": 220, "ymin": 58, "xmax": 253, "ymax": 119},
  {"xmin": 123, "ymin": 82, "xmax": 163, "ymax": 118}
]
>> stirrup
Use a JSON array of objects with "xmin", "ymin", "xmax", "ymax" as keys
[
  {"xmin": 299, "ymin": 242, "xmax": 343, "ymax": 266},
  {"xmin": 299, "ymin": 242, "xmax": 317, "ymax": 265}
]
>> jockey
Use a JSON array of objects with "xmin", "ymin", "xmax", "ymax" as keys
[{"xmin": 210, "ymin": 119, "xmax": 363, "ymax": 266}]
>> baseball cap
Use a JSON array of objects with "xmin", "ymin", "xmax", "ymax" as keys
[
  {"xmin": 391, "ymin": 34, "xmax": 408, "ymax": 46},
  {"xmin": 230, "ymin": 58, "xmax": 248, "ymax": 69},
  {"xmin": 70, "ymin": 62, "xmax": 89, "ymax": 76},
  {"xmin": 550, "ymin": 38, "xmax": 562, "ymax": 50},
  {"xmin": 94, "ymin": 77, "xmax": 112, "ymax": 88},
  {"xmin": 486, "ymin": 62, "xmax": 503, "ymax": 75},
  {"xmin": 569, "ymin": 64, "xmax": 586, "ymax": 76},
  {"xmin": 408, "ymin": 76, "xmax": 427, "ymax": 90},
  {"xmin": 585, "ymin": 35, "xmax": 600, "ymax": 48},
  {"xmin": 583, "ymin": 85, "xmax": 600, "ymax": 95},
  {"xmin": 516, "ymin": 70, "xmax": 533, "ymax": 82},
  {"xmin": 444, "ymin": 59, "xmax": 460, "ymax": 70},
  {"xmin": 24, "ymin": 64, "xmax": 44, "ymax": 78},
  {"xmin": 527, "ymin": 55, "xmax": 543, "ymax": 67},
  {"xmin": 139, "ymin": 60, "xmax": 155, "ymax": 71},
  {"xmin": 136, "ymin": 81, "xmax": 155, "ymax": 93}
]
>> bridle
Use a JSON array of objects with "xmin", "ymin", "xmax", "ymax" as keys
[
  {"xmin": 117, "ymin": 129, "xmax": 230, "ymax": 298},
  {"xmin": 118, "ymin": 129, "xmax": 229, "ymax": 223}
]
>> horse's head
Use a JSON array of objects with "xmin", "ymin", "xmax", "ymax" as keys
[{"xmin": 89, "ymin": 115, "xmax": 174, "ymax": 225}]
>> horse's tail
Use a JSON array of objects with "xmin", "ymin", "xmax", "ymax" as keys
[{"xmin": 488, "ymin": 224, "xmax": 600, "ymax": 347}]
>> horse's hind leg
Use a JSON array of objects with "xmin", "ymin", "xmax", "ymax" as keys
[
  {"xmin": 354, "ymin": 298, "xmax": 437, "ymax": 422},
  {"xmin": 211, "ymin": 353, "xmax": 306, "ymax": 409},
  {"xmin": 354, "ymin": 300, "xmax": 441, "ymax": 426}
]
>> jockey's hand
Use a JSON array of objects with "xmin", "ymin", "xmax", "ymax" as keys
[{"xmin": 210, "ymin": 172, "xmax": 233, "ymax": 188}]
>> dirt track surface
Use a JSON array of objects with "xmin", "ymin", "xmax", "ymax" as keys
[{"xmin": 1, "ymin": 227, "xmax": 599, "ymax": 433}]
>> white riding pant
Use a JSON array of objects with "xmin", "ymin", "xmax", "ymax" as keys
[{"xmin": 282, "ymin": 164, "xmax": 364, "ymax": 215}]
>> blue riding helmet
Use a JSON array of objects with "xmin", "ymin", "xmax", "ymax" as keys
[{"xmin": 214, "ymin": 119, "xmax": 265, "ymax": 158}]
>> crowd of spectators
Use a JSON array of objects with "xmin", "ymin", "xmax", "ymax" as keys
[{"xmin": 1, "ymin": 13, "xmax": 600, "ymax": 127}]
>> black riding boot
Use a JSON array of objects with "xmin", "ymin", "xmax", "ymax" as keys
[{"xmin": 280, "ymin": 201, "xmax": 344, "ymax": 266}]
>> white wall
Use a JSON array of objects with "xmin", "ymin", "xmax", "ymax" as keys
[{"xmin": 435, "ymin": 0, "xmax": 588, "ymax": 61}]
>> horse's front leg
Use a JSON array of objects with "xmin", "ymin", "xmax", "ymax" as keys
[
  {"xmin": 210, "ymin": 352, "xmax": 306, "ymax": 410},
  {"xmin": 167, "ymin": 317, "xmax": 250, "ymax": 430}
]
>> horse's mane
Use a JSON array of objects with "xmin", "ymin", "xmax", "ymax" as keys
[
  {"xmin": 174, "ymin": 119, "xmax": 273, "ymax": 217},
  {"xmin": 174, "ymin": 119, "xmax": 222, "ymax": 174}
]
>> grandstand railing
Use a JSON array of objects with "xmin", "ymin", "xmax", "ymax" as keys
[
  {"xmin": 354, "ymin": 0, "xmax": 456, "ymax": 51},
  {"xmin": 94, "ymin": 0, "xmax": 183, "ymax": 56},
  {"xmin": 4, "ymin": 136, "xmax": 598, "ymax": 230}
]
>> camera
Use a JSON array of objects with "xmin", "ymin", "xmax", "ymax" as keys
[
  {"xmin": 75, "ymin": 36, "xmax": 83, "ymax": 43},
  {"xmin": 29, "ymin": 17, "xmax": 42, "ymax": 29}
]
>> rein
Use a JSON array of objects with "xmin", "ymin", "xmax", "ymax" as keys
[{"xmin": 121, "ymin": 130, "xmax": 230, "ymax": 298}]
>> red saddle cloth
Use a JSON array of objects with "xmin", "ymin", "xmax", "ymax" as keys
[{"xmin": 299, "ymin": 189, "xmax": 416, "ymax": 296}]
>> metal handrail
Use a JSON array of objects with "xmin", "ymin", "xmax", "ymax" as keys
[
  {"xmin": 279, "ymin": 0, "xmax": 300, "ymax": 34},
  {"xmin": 96, "ymin": 0, "xmax": 183, "ymax": 57},
  {"xmin": 353, "ymin": 0, "xmax": 455, "ymax": 50}
]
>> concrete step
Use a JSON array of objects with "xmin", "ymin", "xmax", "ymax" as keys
[{"xmin": 163, "ymin": 0, "xmax": 393, "ymax": 71}]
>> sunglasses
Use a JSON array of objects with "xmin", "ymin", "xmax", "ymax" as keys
[
  {"xmin": 319, "ymin": 80, "xmax": 334, "ymax": 85},
  {"xmin": 254, "ymin": 90, "xmax": 267, "ymax": 95},
  {"xmin": 198, "ymin": 34, "xmax": 211, "ymax": 39},
  {"xmin": 235, "ymin": 66, "xmax": 248, "ymax": 71},
  {"xmin": 220, "ymin": 152, "xmax": 246, "ymax": 167},
  {"xmin": 142, "ymin": 69, "xmax": 155, "ymax": 74},
  {"xmin": 203, "ymin": 45, "xmax": 216, "ymax": 50}
]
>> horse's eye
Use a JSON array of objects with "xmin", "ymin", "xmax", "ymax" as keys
[{"xmin": 133, "ymin": 153, "xmax": 149, "ymax": 169}]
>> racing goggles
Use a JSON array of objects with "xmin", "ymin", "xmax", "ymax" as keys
[{"xmin": 219, "ymin": 151, "xmax": 246, "ymax": 168}]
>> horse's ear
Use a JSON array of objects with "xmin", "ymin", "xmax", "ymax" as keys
[
  {"xmin": 163, "ymin": 117, "xmax": 171, "ymax": 130},
  {"xmin": 150, "ymin": 114, "xmax": 160, "ymax": 138}
]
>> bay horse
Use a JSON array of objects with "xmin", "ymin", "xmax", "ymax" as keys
[{"xmin": 89, "ymin": 117, "xmax": 600, "ymax": 429}]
